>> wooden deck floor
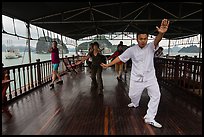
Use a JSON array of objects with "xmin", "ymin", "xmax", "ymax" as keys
[{"xmin": 2, "ymin": 67, "xmax": 202, "ymax": 135}]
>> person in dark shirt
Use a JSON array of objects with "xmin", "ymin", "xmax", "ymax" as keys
[
  {"xmin": 108, "ymin": 44, "xmax": 124, "ymax": 80},
  {"xmin": 77, "ymin": 42, "xmax": 104, "ymax": 95},
  {"xmin": 48, "ymin": 41, "xmax": 63, "ymax": 89}
]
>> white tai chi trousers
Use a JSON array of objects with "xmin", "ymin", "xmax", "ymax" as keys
[{"xmin": 129, "ymin": 77, "xmax": 161, "ymax": 121}]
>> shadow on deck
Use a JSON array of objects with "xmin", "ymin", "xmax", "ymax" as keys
[{"xmin": 2, "ymin": 67, "xmax": 202, "ymax": 135}]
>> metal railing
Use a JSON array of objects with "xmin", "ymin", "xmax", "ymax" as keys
[
  {"xmin": 3, "ymin": 55, "xmax": 202, "ymax": 103},
  {"xmin": 3, "ymin": 58, "xmax": 67, "ymax": 102},
  {"xmin": 155, "ymin": 56, "xmax": 202, "ymax": 97},
  {"xmin": 2, "ymin": 55, "xmax": 86, "ymax": 103}
]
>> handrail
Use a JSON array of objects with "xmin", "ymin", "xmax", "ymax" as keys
[
  {"xmin": 2, "ymin": 57, "xmax": 74, "ymax": 103},
  {"xmin": 3, "ymin": 55, "xmax": 202, "ymax": 103},
  {"xmin": 154, "ymin": 56, "xmax": 202, "ymax": 97}
]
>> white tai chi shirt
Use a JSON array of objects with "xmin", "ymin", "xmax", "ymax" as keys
[{"xmin": 119, "ymin": 41, "xmax": 159, "ymax": 82}]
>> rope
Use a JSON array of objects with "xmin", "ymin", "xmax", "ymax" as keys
[
  {"xmin": 57, "ymin": 34, "xmax": 59, "ymax": 43},
  {"xmin": 21, "ymin": 40, "xmax": 28, "ymax": 64},
  {"xmin": 42, "ymin": 29, "xmax": 47, "ymax": 42},
  {"xmin": 36, "ymin": 26, "xmax": 40, "ymax": 39},
  {"xmin": 13, "ymin": 18, "xmax": 19, "ymax": 40},
  {"xmin": 2, "ymin": 18, "xmax": 8, "ymax": 34},
  {"xmin": 2, "ymin": 18, "xmax": 4, "ymax": 32},
  {"xmin": 65, "ymin": 37, "xmax": 68, "ymax": 45},
  {"xmin": 50, "ymin": 31, "xmax": 52, "ymax": 40},
  {"xmin": 47, "ymin": 30, "xmax": 50, "ymax": 42}
]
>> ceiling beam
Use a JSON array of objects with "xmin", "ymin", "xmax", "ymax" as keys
[
  {"xmin": 31, "ymin": 19, "xmax": 201, "ymax": 24},
  {"xmin": 151, "ymin": 3, "xmax": 179, "ymax": 18},
  {"xmin": 181, "ymin": 9, "xmax": 202, "ymax": 19},
  {"xmin": 64, "ymin": 8, "xmax": 90, "ymax": 21},
  {"xmin": 123, "ymin": 3, "xmax": 149, "ymax": 32},
  {"xmin": 31, "ymin": 6, "xmax": 90, "ymax": 22},
  {"xmin": 89, "ymin": 2, "xmax": 98, "ymax": 36},
  {"xmin": 122, "ymin": 3, "xmax": 149, "ymax": 19},
  {"xmin": 92, "ymin": 8, "xmax": 119, "ymax": 20}
]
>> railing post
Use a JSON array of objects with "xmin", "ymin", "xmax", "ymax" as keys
[
  {"xmin": 174, "ymin": 55, "xmax": 180, "ymax": 84},
  {"xmin": 184, "ymin": 55, "xmax": 188, "ymax": 61},
  {"xmin": 194, "ymin": 56, "xmax": 197, "ymax": 62},
  {"xmin": 30, "ymin": 65, "xmax": 34, "ymax": 88},
  {"xmin": 36, "ymin": 59, "xmax": 41, "ymax": 85}
]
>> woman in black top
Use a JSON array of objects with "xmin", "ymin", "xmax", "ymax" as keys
[{"xmin": 78, "ymin": 42, "xmax": 105, "ymax": 95}]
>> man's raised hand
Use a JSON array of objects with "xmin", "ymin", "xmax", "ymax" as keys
[{"xmin": 156, "ymin": 19, "xmax": 170, "ymax": 33}]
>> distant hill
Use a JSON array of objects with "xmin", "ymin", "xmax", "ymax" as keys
[
  {"xmin": 77, "ymin": 35, "xmax": 115, "ymax": 52},
  {"xmin": 68, "ymin": 47, "xmax": 76, "ymax": 52},
  {"xmin": 36, "ymin": 36, "xmax": 69, "ymax": 54},
  {"xmin": 178, "ymin": 45, "xmax": 201, "ymax": 53},
  {"xmin": 163, "ymin": 46, "xmax": 182, "ymax": 52}
]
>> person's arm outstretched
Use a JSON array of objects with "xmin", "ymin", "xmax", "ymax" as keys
[
  {"xmin": 76, "ymin": 55, "xmax": 90, "ymax": 65},
  {"xmin": 101, "ymin": 57, "xmax": 121, "ymax": 68},
  {"xmin": 108, "ymin": 51, "xmax": 117, "ymax": 60}
]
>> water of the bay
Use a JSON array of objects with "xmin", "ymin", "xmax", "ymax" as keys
[{"xmin": 2, "ymin": 51, "xmax": 202, "ymax": 67}]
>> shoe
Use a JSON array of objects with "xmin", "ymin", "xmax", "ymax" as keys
[
  {"xmin": 128, "ymin": 102, "xmax": 138, "ymax": 108},
  {"xmin": 144, "ymin": 119, "xmax": 162, "ymax": 128},
  {"xmin": 50, "ymin": 83, "xmax": 54, "ymax": 89},
  {"xmin": 56, "ymin": 80, "xmax": 63, "ymax": 84}
]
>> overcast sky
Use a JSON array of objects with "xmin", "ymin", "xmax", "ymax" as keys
[{"xmin": 2, "ymin": 15, "xmax": 201, "ymax": 49}]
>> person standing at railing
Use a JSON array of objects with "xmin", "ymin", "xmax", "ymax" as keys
[
  {"xmin": 48, "ymin": 41, "xmax": 63, "ymax": 89},
  {"xmin": 101, "ymin": 19, "xmax": 170, "ymax": 128}
]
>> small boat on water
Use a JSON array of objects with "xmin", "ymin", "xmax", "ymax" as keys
[{"xmin": 5, "ymin": 48, "xmax": 22, "ymax": 59}]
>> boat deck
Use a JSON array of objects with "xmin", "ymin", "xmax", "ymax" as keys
[{"xmin": 2, "ymin": 67, "xmax": 202, "ymax": 135}]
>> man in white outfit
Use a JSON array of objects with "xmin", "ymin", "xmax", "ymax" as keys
[{"xmin": 101, "ymin": 19, "xmax": 170, "ymax": 128}]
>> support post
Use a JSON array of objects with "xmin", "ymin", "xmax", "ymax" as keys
[{"xmin": 26, "ymin": 22, "xmax": 34, "ymax": 88}]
